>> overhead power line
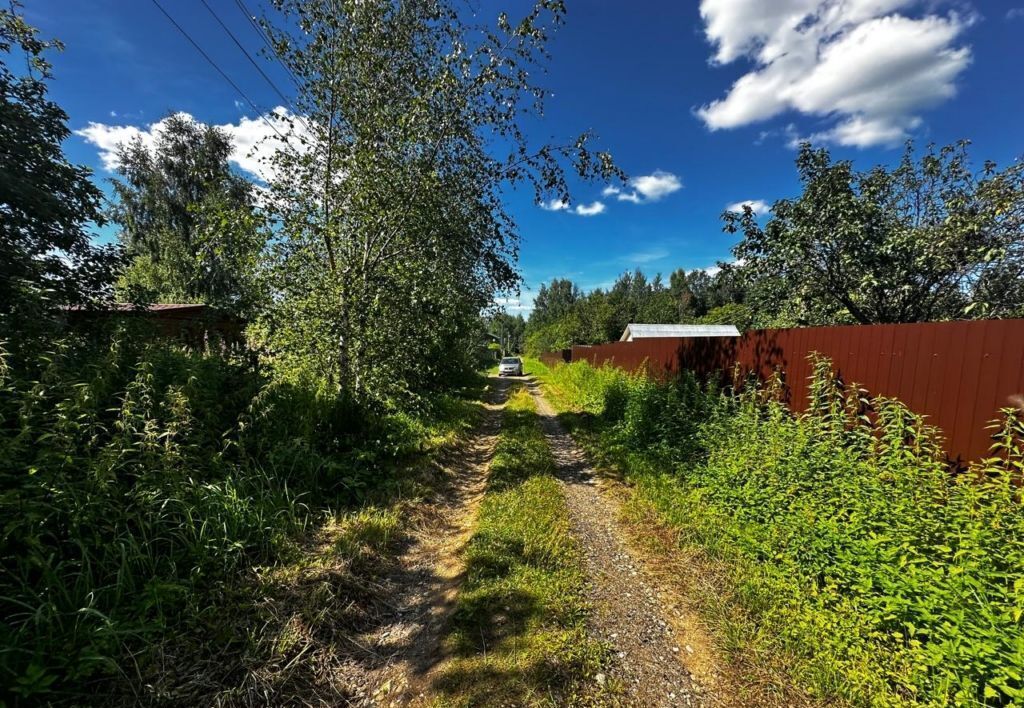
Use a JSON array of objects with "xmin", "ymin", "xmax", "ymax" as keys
[
  {"xmin": 203, "ymin": 0, "xmax": 316, "ymax": 140},
  {"xmin": 232, "ymin": 0, "xmax": 303, "ymax": 91},
  {"xmin": 197, "ymin": 0, "xmax": 292, "ymax": 109},
  {"xmin": 150, "ymin": 0, "xmax": 291, "ymax": 145}
]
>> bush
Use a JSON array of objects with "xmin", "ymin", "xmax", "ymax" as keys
[{"xmin": 539, "ymin": 357, "xmax": 1024, "ymax": 706}]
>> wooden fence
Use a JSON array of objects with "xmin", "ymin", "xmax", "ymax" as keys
[{"xmin": 562, "ymin": 319, "xmax": 1024, "ymax": 465}]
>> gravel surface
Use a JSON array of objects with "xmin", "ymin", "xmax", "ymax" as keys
[{"xmin": 527, "ymin": 380, "xmax": 710, "ymax": 708}]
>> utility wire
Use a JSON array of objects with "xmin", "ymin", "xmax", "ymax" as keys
[
  {"xmin": 204, "ymin": 0, "xmax": 316, "ymax": 140},
  {"xmin": 150, "ymin": 0, "xmax": 291, "ymax": 146},
  {"xmin": 197, "ymin": 0, "xmax": 292, "ymax": 109},
  {"xmin": 232, "ymin": 0, "xmax": 303, "ymax": 91}
]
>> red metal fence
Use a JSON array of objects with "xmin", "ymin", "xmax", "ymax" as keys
[
  {"xmin": 538, "ymin": 349, "xmax": 571, "ymax": 369},
  {"xmin": 565, "ymin": 319, "xmax": 1024, "ymax": 464}
]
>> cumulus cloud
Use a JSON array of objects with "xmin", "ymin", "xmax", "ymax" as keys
[
  {"xmin": 574, "ymin": 201, "xmax": 606, "ymax": 216},
  {"xmin": 1008, "ymin": 8, "xmax": 1024, "ymax": 20},
  {"xmin": 603, "ymin": 170, "xmax": 682, "ymax": 204},
  {"xmin": 726, "ymin": 199, "xmax": 770, "ymax": 215},
  {"xmin": 703, "ymin": 257, "xmax": 746, "ymax": 276},
  {"xmin": 696, "ymin": 1, "xmax": 973, "ymax": 147},
  {"xmin": 75, "ymin": 107, "xmax": 306, "ymax": 181},
  {"xmin": 494, "ymin": 293, "xmax": 535, "ymax": 314},
  {"xmin": 539, "ymin": 198, "xmax": 608, "ymax": 216},
  {"xmin": 540, "ymin": 198, "xmax": 570, "ymax": 211}
]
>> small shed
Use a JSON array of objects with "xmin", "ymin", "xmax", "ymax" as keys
[
  {"xmin": 63, "ymin": 303, "xmax": 244, "ymax": 346},
  {"xmin": 619, "ymin": 323, "xmax": 740, "ymax": 342}
]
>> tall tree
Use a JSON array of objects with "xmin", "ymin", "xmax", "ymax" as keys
[
  {"xmin": 260, "ymin": 0, "xmax": 619, "ymax": 400},
  {"xmin": 727, "ymin": 142, "xmax": 1024, "ymax": 325},
  {"xmin": 0, "ymin": 3, "xmax": 120, "ymax": 321},
  {"xmin": 110, "ymin": 114, "xmax": 263, "ymax": 312},
  {"xmin": 530, "ymin": 278, "xmax": 581, "ymax": 328},
  {"xmin": 487, "ymin": 311, "xmax": 526, "ymax": 353}
]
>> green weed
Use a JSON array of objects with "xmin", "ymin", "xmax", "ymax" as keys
[{"xmin": 0, "ymin": 330, "xmax": 478, "ymax": 703}]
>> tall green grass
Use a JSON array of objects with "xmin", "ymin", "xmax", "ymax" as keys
[
  {"xmin": 533, "ymin": 358, "xmax": 1024, "ymax": 707},
  {"xmin": 0, "ymin": 328, "xmax": 474, "ymax": 702}
]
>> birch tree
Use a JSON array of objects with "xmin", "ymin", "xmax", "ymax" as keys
[{"xmin": 256, "ymin": 0, "xmax": 620, "ymax": 402}]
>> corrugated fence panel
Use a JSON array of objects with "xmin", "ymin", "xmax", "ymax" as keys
[{"xmin": 557, "ymin": 319, "xmax": 1024, "ymax": 464}]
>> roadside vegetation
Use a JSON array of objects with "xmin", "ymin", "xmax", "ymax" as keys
[
  {"xmin": 0, "ymin": 326, "xmax": 479, "ymax": 702},
  {"xmin": 1, "ymin": 0, "xmax": 616, "ymax": 701},
  {"xmin": 531, "ymin": 358, "xmax": 1024, "ymax": 707},
  {"xmin": 434, "ymin": 387, "xmax": 608, "ymax": 706}
]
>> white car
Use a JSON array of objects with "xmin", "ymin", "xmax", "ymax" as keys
[{"xmin": 498, "ymin": 356, "xmax": 523, "ymax": 376}]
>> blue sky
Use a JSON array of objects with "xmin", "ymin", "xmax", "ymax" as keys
[{"xmin": 27, "ymin": 0, "xmax": 1024, "ymax": 313}]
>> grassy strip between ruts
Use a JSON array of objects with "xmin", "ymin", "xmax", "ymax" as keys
[{"xmin": 432, "ymin": 385, "xmax": 609, "ymax": 707}]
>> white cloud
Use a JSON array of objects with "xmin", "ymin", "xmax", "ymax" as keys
[
  {"xmin": 697, "ymin": 1, "xmax": 973, "ymax": 147},
  {"xmin": 1008, "ymin": 8, "xmax": 1024, "ymax": 20},
  {"xmin": 633, "ymin": 171, "xmax": 683, "ymax": 200},
  {"xmin": 621, "ymin": 247, "xmax": 669, "ymax": 264},
  {"xmin": 76, "ymin": 120, "xmax": 156, "ymax": 171},
  {"xmin": 574, "ymin": 201, "xmax": 606, "ymax": 216},
  {"xmin": 220, "ymin": 109, "xmax": 304, "ymax": 179},
  {"xmin": 540, "ymin": 198, "xmax": 570, "ymax": 211},
  {"xmin": 703, "ymin": 257, "xmax": 745, "ymax": 276},
  {"xmin": 726, "ymin": 199, "xmax": 770, "ymax": 215},
  {"xmin": 75, "ymin": 107, "xmax": 306, "ymax": 181},
  {"xmin": 539, "ymin": 198, "xmax": 608, "ymax": 216},
  {"xmin": 603, "ymin": 170, "xmax": 682, "ymax": 204}
]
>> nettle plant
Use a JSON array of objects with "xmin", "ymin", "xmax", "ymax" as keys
[{"xmin": 701, "ymin": 356, "xmax": 1024, "ymax": 705}]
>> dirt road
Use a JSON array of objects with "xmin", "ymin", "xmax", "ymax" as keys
[{"xmin": 526, "ymin": 380, "xmax": 712, "ymax": 707}]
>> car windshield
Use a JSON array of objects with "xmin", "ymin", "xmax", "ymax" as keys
[{"xmin": 500, "ymin": 358, "xmax": 519, "ymax": 364}]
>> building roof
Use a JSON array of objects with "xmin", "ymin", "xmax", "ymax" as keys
[
  {"xmin": 620, "ymin": 323, "xmax": 741, "ymax": 341},
  {"xmin": 63, "ymin": 303, "xmax": 208, "ymax": 313}
]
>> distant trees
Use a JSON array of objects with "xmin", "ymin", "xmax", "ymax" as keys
[
  {"xmin": 525, "ymin": 140, "xmax": 1024, "ymax": 354},
  {"xmin": 727, "ymin": 142, "xmax": 1024, "ymax": 326},
  {"xmin": 486, "ymin": 312, "xmax": 526, "ymax": 354},
  {"xmin": 0, "ymin": 3, "xmax": 121, "ymax": 324},
  {"xmin": 110, "ymin": 114, "xmax": 264, "ymax": 313},
  {"xmin": 531, "ymin": 279, "xmax": 581, "ymax": 329},
  {"xmin": 524, "ymin": 267, "xmax": 748, "ymax": 354}
]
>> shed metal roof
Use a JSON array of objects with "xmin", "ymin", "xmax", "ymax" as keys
[
  {"xmin": 620, "ymin": 323, "xmax": 741, "ymax": 341},
  {"xmin": 63, "ymin": 303, "xmax": 208, "ymax": 313}
]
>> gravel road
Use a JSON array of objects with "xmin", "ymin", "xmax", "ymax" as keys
[{"xmin": 527, "ymin": 379, "xmax": 711, "ymax": 708}]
